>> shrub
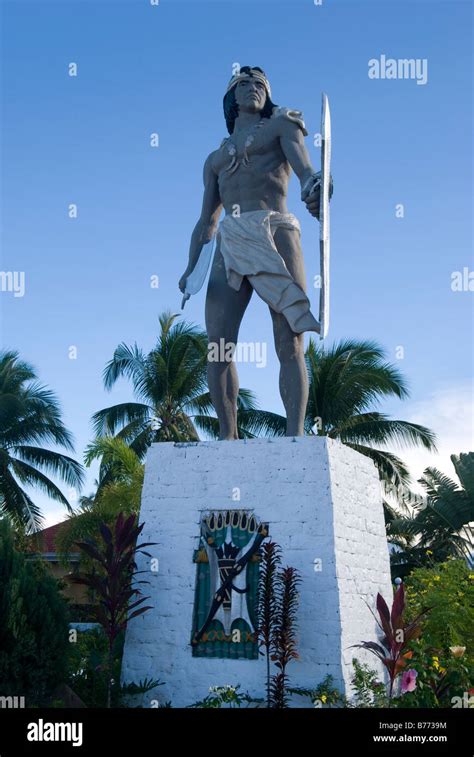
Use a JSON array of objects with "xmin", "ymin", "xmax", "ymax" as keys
[
  {"xmin": 404, "ymin": 559, "xmax": 474, "ymax": 661},
  {"xmin": 390, "ymin": 643, "xmax": 472, "ymax": 708},
  {"xmin": 289, "ymin": 674, "xmax": 347, "ymax": 708},
  {"xmin": 0, "ymin": 518, "xmax": 69, "ymax": 705},
  {"xmin": 66, "ymin": 627, "xmax": 161, "ymax": 708},
  {"xmin": 188, "ymin": 684, "xmax": 261, "ymax": 709},
  {"xmin": 350, "ymin": 659, "xmax": 388, "ymax": 708},
  {"xmin": 66, "ymin": 628, "xmax": 122, "ymax": 708}
]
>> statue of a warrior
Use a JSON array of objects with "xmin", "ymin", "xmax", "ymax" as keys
[{"xmin": 179, "ymin": 67, "xmax": 332, "ymax": 439}]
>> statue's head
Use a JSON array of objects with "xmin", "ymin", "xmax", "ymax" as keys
[{"xmin": 223, "ymin": 66, "xmax": 277, "ymax": 134}]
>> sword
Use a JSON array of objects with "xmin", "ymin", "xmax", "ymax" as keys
[
  {"xmin": 319, "ymin": 93, "xmax": 331, "ymax": 340},
  {"xmin": 181, "ymin": 234, "xmax": 217, "ymax": 309}
]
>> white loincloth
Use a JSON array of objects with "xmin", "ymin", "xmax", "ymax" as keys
[{"xmin": 218, "ymin": 210, "xmax": 320, "ymax": 334}]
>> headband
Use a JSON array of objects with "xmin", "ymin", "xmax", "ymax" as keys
[{"xmin": 225, "ymin": 71, "xmax": 272, "ymax": 98}]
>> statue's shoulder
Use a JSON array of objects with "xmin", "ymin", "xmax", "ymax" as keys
[
  {"xmin": 204, "ymin": 148, "xmax": 222, "ymax": 171},
  {"xmin": 270, "ymin": 106, "xmax": 308, "ymax": 137}
]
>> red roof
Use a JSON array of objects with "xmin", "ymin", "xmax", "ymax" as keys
[{"xmin": 27, "ymin": 520, "xmax": 78, "ymax": 554}]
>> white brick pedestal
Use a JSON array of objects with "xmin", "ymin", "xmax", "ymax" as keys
[{"xmin": 121, "ymin": 437, "xmax": 393, "ymax": 707}]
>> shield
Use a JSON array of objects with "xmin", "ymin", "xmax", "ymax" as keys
[
  {"xmin": 319, "ymin": 93, "xmax": 332, "ymax": 340},
  {"xmin": 181, "ymin": 235, "xmax": 217, "ymax": 309}
]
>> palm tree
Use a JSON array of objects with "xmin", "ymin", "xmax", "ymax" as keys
[
  {"xmin": 83, "ymin": 435, "xmax": 144, "ymax": 503},
  {"xmin": 92, "ymin": 311, "xmax": 284, "ymax": 456},
  {"xmin": 55, "ymin": 436, "xmax": 144, "ymax": 560},
  {"xmin": 388, "ymin": 452, "xmax": 474, "ymax": 576},
  {"xmin": 0, "ymin": 350, "xmax": 84, "ymax": 529},
  {"xmin": 303, "ymin": 339, "xmax": 437, "ymax": 491}
]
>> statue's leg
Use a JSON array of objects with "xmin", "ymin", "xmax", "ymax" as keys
[
  {"xmin": 205, "ymin": 245, "xmax": 253, "ymax": 440},
  {"xmin": 270, "ymin": 226, "xmax": 309, "ymax": 436}
]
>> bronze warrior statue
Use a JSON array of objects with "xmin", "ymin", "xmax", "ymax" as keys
[{"xmin": 179, "ymin": 66, "xmax": 332, "ymax": 440}]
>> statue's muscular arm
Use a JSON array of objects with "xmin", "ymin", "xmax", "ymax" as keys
[
  {"xmin": 277, "ymin": 118, "xmax": 321, "ymax": 218},
  {"xmin": 179, "ymin": 152, "xmax": 222, "ymax": 291}
]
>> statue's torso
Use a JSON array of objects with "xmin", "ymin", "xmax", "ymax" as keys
[{"xmin": 212, "ymin": 117, "xmax": 292, "ymax": 215}]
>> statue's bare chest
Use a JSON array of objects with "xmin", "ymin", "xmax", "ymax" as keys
[{"xmin": 214, "ymin": 120, "xmax": 281, "ymax": 176}]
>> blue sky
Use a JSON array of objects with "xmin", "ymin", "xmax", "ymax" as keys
[{"xmin": 1, "ymin": 0, "xmax": 472, "ymax": 525}]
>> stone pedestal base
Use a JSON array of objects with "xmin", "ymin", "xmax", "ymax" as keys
[{"xmin": 121, "ymin": 437, "xmax": 393, "ymax": 707}]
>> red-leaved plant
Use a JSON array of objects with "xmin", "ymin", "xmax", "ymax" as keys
[
  {"xmin": 257, "ymin": 542, "xmax": 301, "ymax": 708},
  {"xmin": 270, "ymin": 566, "xmax": 301, "ymax": 708},
  {"xmin": 353, "ymin": 583, "xmax": 429, "ymax": 702},
  {"xmin": 257, "ymin": 541, "xmax": 281, "ymax": 707},
  {"xmin": 71, "ymin": 512, "xmax": 156, "ymax": 707}
]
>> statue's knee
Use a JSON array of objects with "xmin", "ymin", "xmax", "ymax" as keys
[{"xmin": 207, "ymin": 336, "xmax": 238, "ymax": 368}]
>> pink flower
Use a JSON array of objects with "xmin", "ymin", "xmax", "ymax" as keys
[{"xmin": 401, "ymin": 669, "xmax": 418, "ymax": 694}]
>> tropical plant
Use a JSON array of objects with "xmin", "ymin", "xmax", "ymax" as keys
[
  {"xmin": 256, "ymin": 541, "xmax": 301, "ymax": 708},
  {"xmin": 92, "ymin": 312, "xmax": 284, "ymax": 456},
  {"xmin": 0, "ymin": 517, "xmax": 70, "ymax": 705},
  {"xmin": 71, "ymin": 513, "xmax": 156, "ymax": 707},
  {"xmin": 388, "ymin": 453, "xmax": 474, "ymax": 576},
  {"xmin": 0, "ymin": 350, "xmax": 84, "ymax": 529},
  {"xmin": 67, "ymin": 627, "xmax": 120, "ymax": 708},
  {"xmin": 66, "ymin": 627, "xmax": 162, "ymax": 708},
  {"xmin": 188, "ymin": 684, "xmax": 261, "ymax": 709},
  {"xmin": 289, "ymin": 674, "xmax": 347, "ymax": 708},
  {"xmin": 84, "ymin": 436, "xmax": 145, "ymax": 501},
  {"xmin": 353, "ymin": 583, "xmax": 430, "ymax": 702},
  {"xmin": 303, "ymin": 340, "xmax": 436, "ymax": 492},
  {"xmin": 403, "ymin": 560, "xmax": 474, "ymax": 660},
  {"xmin": 257, "ymin": 540, "xmax": 281, "ymax": 707},
  {"xmin": 389, "ymin": 643, "xmax": 473, "ymax": 709},
  {"xmin": 349, "ymin": 658, "xmax": 388, "ymax": 708},
  {"xmin": 269, "ymin": 566, "xmax": 301, "ymax": 708},
  {"xmin": 56, "ymin": 437, "xmax": 144, "ymax": 561}
]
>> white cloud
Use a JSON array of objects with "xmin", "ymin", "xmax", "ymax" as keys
[
  {"xmin": 399, "ymin": 382, "xmax": 474, "ymax": 490},
  {"xmin": 43, "ymin": 501, "xmax": 71, "ymax": 529}
]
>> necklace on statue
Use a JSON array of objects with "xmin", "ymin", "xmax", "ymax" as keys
[{"xmin": 223, "ymin": 119, "xmax": 265, "ymax": 174}]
